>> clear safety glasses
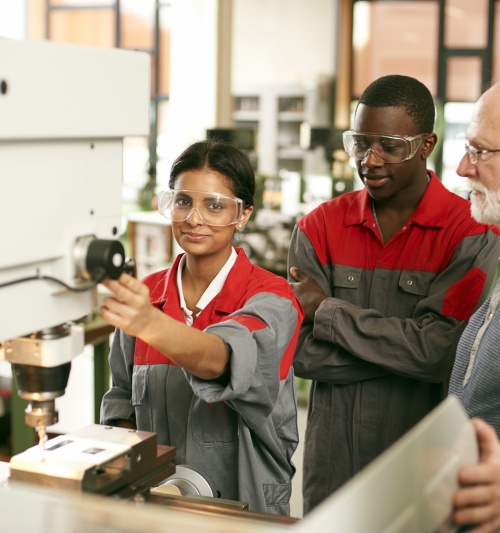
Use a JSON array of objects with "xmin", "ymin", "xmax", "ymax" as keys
[
  {"xmin": 342, "ymin": 130, "xmax": 428, "ymax": 164},
  {"xmin": 158, "ymin": 189, "xmax": 245, "ymax": 227}
]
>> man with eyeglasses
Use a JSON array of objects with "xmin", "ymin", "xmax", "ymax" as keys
[
  {"xmin": 287, "ymin": 74, "xmax": 500, "ymax": 514},
  {"xmin": 449, "ymin": 81, "xmax": 500, "ymax": 532}
]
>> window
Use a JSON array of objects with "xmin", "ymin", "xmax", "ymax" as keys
[
  {"xmin": 46, "ymin": 0, "xmax": 171, "ymax": 209},
  {"xmin": 350, "ymin": 0, "xmax": 497, "ymax": 191}
]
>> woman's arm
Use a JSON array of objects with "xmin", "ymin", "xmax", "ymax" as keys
[{"xmin": 100, "ymin": 273, "xmax": 230, "ymax": 380}]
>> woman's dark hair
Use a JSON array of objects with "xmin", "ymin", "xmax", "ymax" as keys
[
  {"xmin": 169, "ymin": 139, "xmax": 255, "ymax": 208},
  {"xmin": 357, "ymin": 74, "xmax": 435, "ymax": 134}
]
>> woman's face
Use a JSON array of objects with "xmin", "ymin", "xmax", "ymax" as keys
[{"xmin": 171, "ymin": 169, "xmax": 253, "ymax": 261}]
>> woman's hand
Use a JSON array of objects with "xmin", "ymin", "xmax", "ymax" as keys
[{"xmin": 100, "ymin": 273, "xmax": 158, "ymax": 338}]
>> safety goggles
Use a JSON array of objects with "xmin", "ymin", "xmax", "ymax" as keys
[
  {"xmin": 342, "ymin": 130, "xmax": 428, "ymax": 164},
  {"xmin": 158, "ymin": 189, "xmax": 245, "ymax": 227}
]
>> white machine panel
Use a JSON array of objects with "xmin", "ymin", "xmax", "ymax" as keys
[
  {"xmin": 0, "ymin": 38, "xmax": 150, "ymax": 140},
  {"xmin": 0, "ymin": 39, "xmax": 150, "ymax": 341}
]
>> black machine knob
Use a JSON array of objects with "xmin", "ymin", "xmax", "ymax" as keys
[{"xmin": 85, "ymin": 239, "xmax": 125, "ymax": 282}]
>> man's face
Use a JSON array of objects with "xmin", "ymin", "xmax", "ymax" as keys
[
  {"xmin": 352, "ymin": 104, "xmax": 431, "ymax": 204},
  {"xmin": 457, "ymin": 85, "xmax": 500, "ymax": 226}
]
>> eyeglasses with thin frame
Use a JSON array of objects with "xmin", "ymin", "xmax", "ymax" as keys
[
  {"xmin": 158, "ymin": 189, "xmax": 245, "ymax": 227},
  {"xmin": 458, "ymin": 133, "xmax": 500, "ymax": 165},
  {"xmin": 342, "ymin": 130, "xmax": 428, "ymax": 164}
]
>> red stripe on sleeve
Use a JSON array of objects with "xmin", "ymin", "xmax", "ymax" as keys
[
  {"xmin": 228, "ymin": 315, "xmax": 267, "ymax": 332},
  {"xmin": 442, "ymin": 266, "xmax": 487, "ymax": 321}
]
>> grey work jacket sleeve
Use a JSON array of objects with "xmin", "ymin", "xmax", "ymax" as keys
[
  {"xmin": 289, "ymin": 225, "xmax": 500, "ymax": 385},
  {"xmin": 100, "ymin": 329, "xmax": 136, "ymax": 425},
  {"xmin": 289, "ymin": 225, "xmax": 389, "ymax": 384}
]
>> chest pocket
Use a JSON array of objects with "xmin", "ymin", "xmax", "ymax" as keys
[
  {"xmin": 398, "ymin": 271, "xmax": 434, "ymax": 316},
  {"xmin": 332, "ymin": 265, "xmax": 361, "ymax": 304}
]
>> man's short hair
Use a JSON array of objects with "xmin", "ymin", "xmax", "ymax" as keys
[{"xmin": 358, "ymin": 74, "xmax": 435, "ymax": 134}]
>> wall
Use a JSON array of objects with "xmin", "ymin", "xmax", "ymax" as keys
[
  {"xmin": 158, "ymin": 0, "xmax": 229, "ymax": 190},
  {"xmin": 232, "ymin": 0, "xmax": 335, "ymax": 87},
  {"xmin": 0, "ymin": 1, "xmax": 26, "ymax": 39}
]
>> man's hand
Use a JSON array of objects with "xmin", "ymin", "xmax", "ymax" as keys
[
  {"xmin": 289, "ymin": 267, "xmax": 327, "ymax": 324},
  {"xmin": 453, "ymin": 418, "xmax": 500, "ymax": 533}
]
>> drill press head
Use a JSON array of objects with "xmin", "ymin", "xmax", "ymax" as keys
[{"xmin": 11, "ymin": 360, "xmax": 71, "ymax": 431}]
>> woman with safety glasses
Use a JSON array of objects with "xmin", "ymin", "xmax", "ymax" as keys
[{"xmin": 99, "ymin": 139, "xmax": 304, "ymax": 516}]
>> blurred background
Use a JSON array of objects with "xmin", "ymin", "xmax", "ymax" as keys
[{"xmin": 1, "ymin": 0, "xmax": 494, "ymax": 276}]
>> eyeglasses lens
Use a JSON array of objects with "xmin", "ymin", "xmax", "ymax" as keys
[{"xmin": 465, "ymin": 144, "xmax": 478, "ymax": 164}]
